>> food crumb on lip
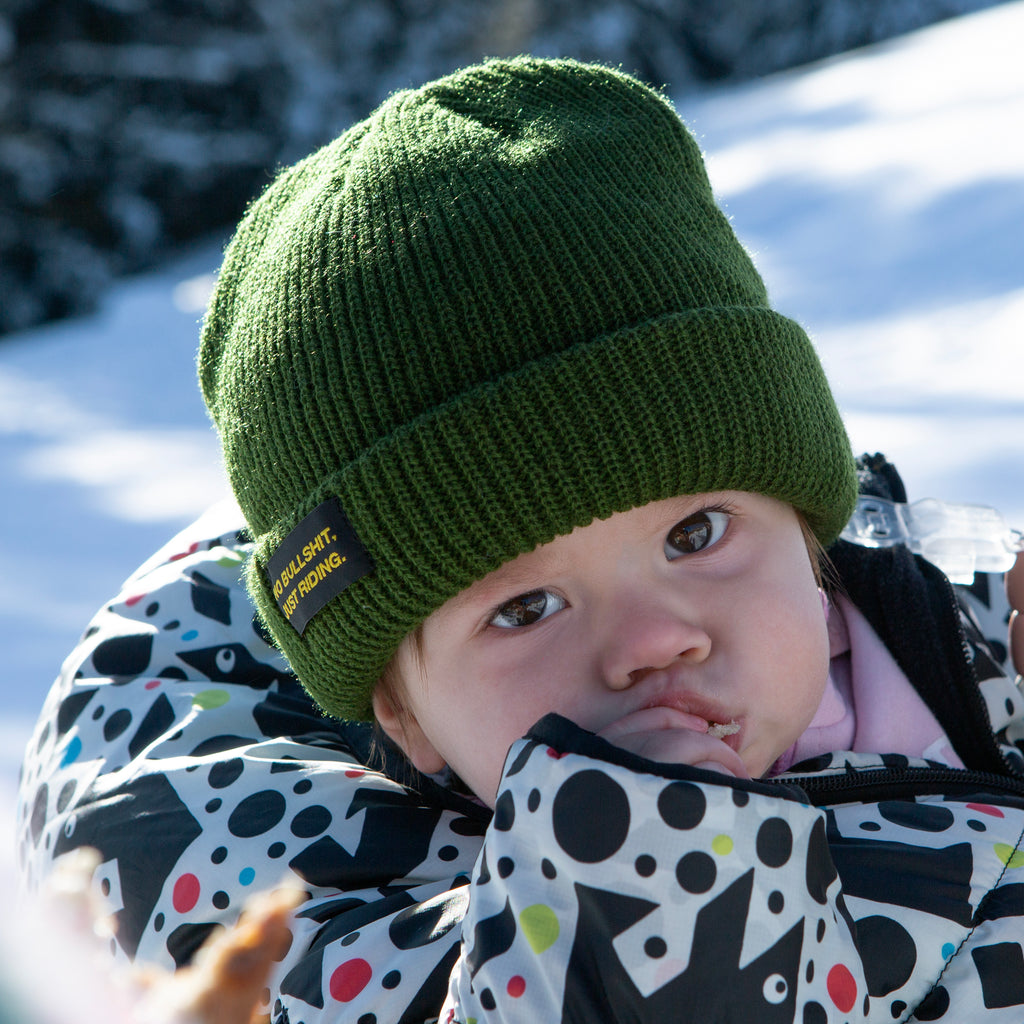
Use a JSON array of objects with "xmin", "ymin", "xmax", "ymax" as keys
[{"xmin": 707, "ymin": 720, "xmax": 740, "ymax": 739}]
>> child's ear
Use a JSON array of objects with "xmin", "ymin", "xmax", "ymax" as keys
[{"xmin": 372, "ymin": 688, "xmax": 447, "ymax": 776}]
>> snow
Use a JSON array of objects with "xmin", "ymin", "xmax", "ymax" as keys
[
  {"xmin": 679, "ymin": 5, "xmax": 1024, "ymax": 525},
  {"xmin": 2, "ymin": 2, "xmax": 1023, "ymax": 797}
]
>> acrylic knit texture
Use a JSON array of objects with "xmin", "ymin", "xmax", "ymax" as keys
[{"xmin": 199, "ymin": 56, "xmax": 857, "ymax": 721}]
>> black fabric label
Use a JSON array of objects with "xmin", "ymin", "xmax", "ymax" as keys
[{"xmin": 266, "ymin": 498, "xmax": 374, "ymax": 634}]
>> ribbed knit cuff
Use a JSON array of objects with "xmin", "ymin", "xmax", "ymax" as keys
[{"xmin": 249, "ymin": 305, "xmax": 857, "ymax": 721}]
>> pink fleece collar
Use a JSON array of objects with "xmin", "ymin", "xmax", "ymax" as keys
[{"xmin": 770, "ymin": 593, "xmax": 963, "ymax": 775}]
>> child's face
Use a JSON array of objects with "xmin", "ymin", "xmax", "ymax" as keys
[{"xmin": 374, "ymin": 491, "xmax": 830, "ymax": 807}]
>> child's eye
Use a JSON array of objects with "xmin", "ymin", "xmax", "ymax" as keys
[
  {"xmin": 489, "ymin": 589, "xmax": 566, "ymax": 629},
  {"xmin": 664, "ymin": 509, "xmax": 730, "ymax": 559}
]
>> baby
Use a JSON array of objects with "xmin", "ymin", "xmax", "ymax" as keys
[
  {"xmin": 200, "ymin": 55, "xmax": 857, "ymax": 812},
  {"xmin": 23, "ymin": 55, "xmax": 1024, "ymax": 1024},
  {"xmin": 373, "ymin": 490, "xmax": 830, "ymax": 803}
]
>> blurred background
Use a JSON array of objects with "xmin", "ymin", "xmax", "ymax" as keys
[
  {"xmin": 2, "ymin": 1, "xmax": 1023, "ymax": 795},
  {"xmin": 1, "ymin": 0, "xmax": 1012, "ymax": 335}
]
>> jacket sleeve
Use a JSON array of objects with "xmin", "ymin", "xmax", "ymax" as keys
[
  {"xmin": 439, "ymin": 716, "xmax": 869, "ymax": 1024},
  {"xmin": 16, "ymin": 501, "xmax": 492, "ymax": 1023}
]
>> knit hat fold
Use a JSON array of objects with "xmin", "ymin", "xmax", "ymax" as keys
[{"xmin": 200, "ymin": 56, "xmax": 857, "ymax": 721}]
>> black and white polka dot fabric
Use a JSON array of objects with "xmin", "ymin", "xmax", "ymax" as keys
[{"xmin": 16, "ymin": 498, "xmax": 1024, "ymax": 1023}]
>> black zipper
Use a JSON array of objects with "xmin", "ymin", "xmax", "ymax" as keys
[{"xmin": 780, "ymin": 764, "xmax": 1024, "ymax": 807}]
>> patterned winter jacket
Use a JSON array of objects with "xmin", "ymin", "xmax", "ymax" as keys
[{"xmin": 16, "ymin": 456, "xmax": 1024, "ymax": 1023}]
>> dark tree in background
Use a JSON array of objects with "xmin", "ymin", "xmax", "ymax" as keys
[{"xmin": 0, "ymin": 0, "xmax": 1006, "ymax": 336}]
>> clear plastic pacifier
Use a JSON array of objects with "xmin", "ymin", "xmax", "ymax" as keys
[{"xmin": 840, "ymin": 496, "xmax": 1023, "ymax": 584}]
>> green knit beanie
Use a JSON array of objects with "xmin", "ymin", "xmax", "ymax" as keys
[{"xmin": 199, "ymin": 56, "xmax": 857, "ymax": 722}]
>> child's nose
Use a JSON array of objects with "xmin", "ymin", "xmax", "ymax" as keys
[{"xmin": 601, "ymin": 599, "xmax": 712, "ymax": 691}]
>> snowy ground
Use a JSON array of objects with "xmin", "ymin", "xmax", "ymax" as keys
[{"xmin": 2, "ymin": 2, "xmax": 1022, "ymax": 802}]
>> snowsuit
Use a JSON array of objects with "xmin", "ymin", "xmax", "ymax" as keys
[{"xmin": 16, "ymin": 455, "xmax": 1024, "ymax": 1022}]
